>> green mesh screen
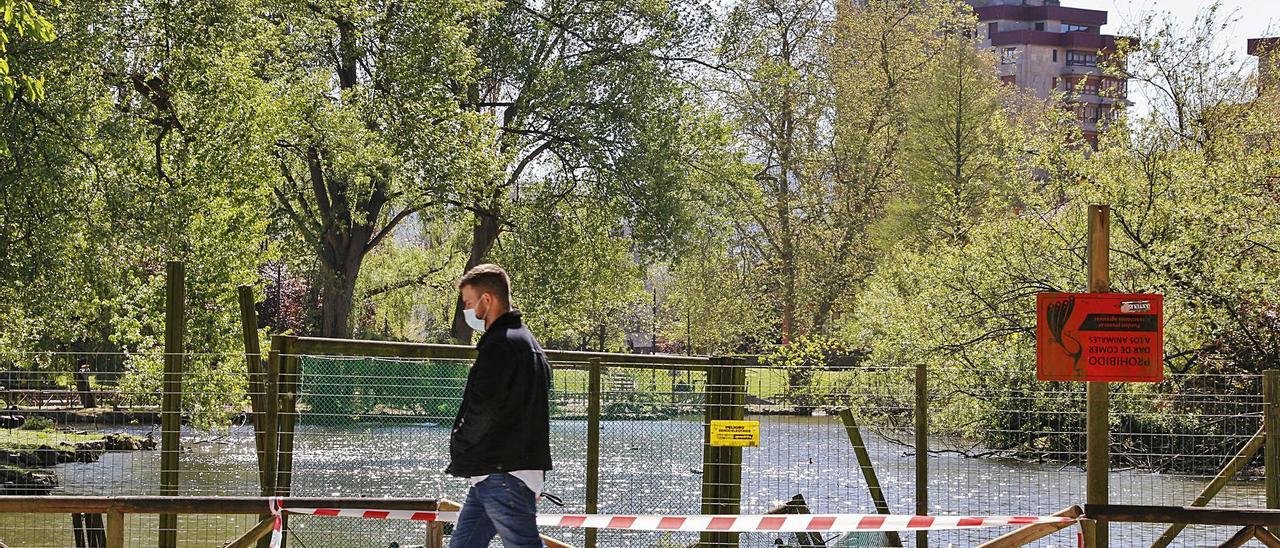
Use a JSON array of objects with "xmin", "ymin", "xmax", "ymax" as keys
[{"xmin": 298, "ymin": 356, "xmax": 467, "ymax": 426}]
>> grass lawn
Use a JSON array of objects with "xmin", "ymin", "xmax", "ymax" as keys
[{"xmin": 0, "ymin": 428, "xmax": 105, "ymax": 451}]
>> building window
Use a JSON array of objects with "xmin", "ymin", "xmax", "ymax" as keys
[
  {"xmin": 1001, "ymin": 47, "xmax": 1019, "ymax": 65},
  {"xmin": 1075, "ymin": 105, "xmax": 1102, "ymax": 123},
  {"xmin": 988, "ymin": 22, "xmax": 998, "ymax": 36},
  {"xmin": 1065, "ymin": 51, "xmax": 1097, "ymax": 67},
  {"xmin": 1052, "ymin": 77, "xmax": 1058, "ymax": 90},
  {"xmin": 1101, "ymin": 78, "xmax": 1127, "ymax": 95},
  {"xmin": 1053, "ymin": 49, "xmax": 1058, "ymax": 62},
  {"xmin": 1063, "ymin": 24, "xmax": 1090, "ymax": 33},
  {"xmin": 1082, "ymin": 79, "xmax": 1099, "ymax": 94},
  {"xmin": 1035, "ymin": 22, "xmax": 1046, "ymax": 31}
]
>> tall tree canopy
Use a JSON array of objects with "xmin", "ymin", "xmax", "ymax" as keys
[
  {"xmin": 445, "ymin": 0, "xmax": 720, "ymax": 341},
  {"xmin": 1, "ymin": 0, "xmax": 281, "ymax": 426},
  {"xmin": 267, "ymin": 0, "xmax": 498, "ymax": 338}
]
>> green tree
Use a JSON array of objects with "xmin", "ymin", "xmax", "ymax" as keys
[
  {"xmin": 492, "ymin": 191, "xmax": 645, "ymax": 349},
  {"xmin": 822, "ymin": 0, "xmax": 986, "ymax": 331},
  {"xmin": 657, "ymin": 130, "xmax": 770, "ymax": 355},
  {"xmin": 446, "ymin": 0, "xmax": 717, "ymax": 341},
  {"xmin": 2, "ymin": 0, "xmax": 281, "ymax": 428},
  {"xmin": 844, "ymin": 4, "xmax": 1280, "ymax": 461},
  {"xmin": 268, "ymin": 0, "xmax": 499, "ymax": 338},
  {"xmin": 718, "ymin": 0, "xmax": 831, "ymax": 343},
  {"xmin": 0, "ymin": 0, "xmax": 55, "ymax": 108},
  {"xmin": 352, "ymin": 217, "xmax": 467, "ymax": 342},
  {"xmin": 888, "ymin": 34, "xmax": 1015, "ymax": 247}
]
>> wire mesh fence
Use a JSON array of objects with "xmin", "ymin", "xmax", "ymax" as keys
[
  {"xmin": 0, "ymin": 345, "xmax": 1271, "ymax": 548},
  {"xmin": 0, "ymin": 350, "xmax": 264, "ymax": 547}
]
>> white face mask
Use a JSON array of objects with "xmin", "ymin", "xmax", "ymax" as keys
[{"xmin": 463, "ymin": 297, "xmax": 487, "ymax": 332}]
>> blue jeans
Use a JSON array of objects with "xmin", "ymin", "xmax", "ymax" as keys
[{"xmin": 449, "ymin": 473, "xmax": 543, "ymax": 548}]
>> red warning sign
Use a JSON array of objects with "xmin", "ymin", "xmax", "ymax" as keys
[{"xmin": 1036, "ymin": 293, "xmax": 1164, "ymax": 382}]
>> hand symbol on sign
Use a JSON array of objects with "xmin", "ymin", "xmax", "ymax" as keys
[{"xmin": 1046, "ymin": 296, "xmax": 1084, "ymax": 375}]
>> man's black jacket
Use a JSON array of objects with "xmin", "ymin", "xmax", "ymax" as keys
[{"xmin": 446, "ymin": 310, "xmax": 553, "ymax": 477}]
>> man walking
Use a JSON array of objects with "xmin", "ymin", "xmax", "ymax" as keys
[{"xmin": 447, "ymin": 264, "xmax": 552, "ymax": 548}]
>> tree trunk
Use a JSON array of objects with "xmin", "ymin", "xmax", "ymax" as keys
[
  {"xmin": 318, "ymin": 267, "xmax": 354, "ymax": 338},
  {"xmin": 73, "ymin": 366, "xmax": 96, "ymax": 409},
  {"xmin": 314, "ymin": 187, "xmax": 377, "ymax": 338},
  {"xmin": 450, "ymin": 209, "xmax": 502, "ymax": 341},
  {"xmin": 777, "ymin": 24, "xmax": 797, "ymax": 345}
]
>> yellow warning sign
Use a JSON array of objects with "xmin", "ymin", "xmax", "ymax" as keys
[{"xmin": 709, "ymin": 420, "xmax": 760, "ymax": 447}]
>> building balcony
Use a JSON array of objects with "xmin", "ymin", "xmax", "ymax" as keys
[
  {"xmin": 975, "ymin": 5, "xmax": 1108, "ymax": 27},
  {"xmin": 989, "ymin": 29, "xmax": 1130, "ymax": 52},
  {"xmin": 1065, "ymin": 92, "xmax": 1128, "ymax": 105},
  {"xmin": 1060, "ymin": 64, "xmax": 1104, "ymax": 76},
  {"xmin": 1248, "ymin": 37, "xmax": 1280, "ymax": 56}
]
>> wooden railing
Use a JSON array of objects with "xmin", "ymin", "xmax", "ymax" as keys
[
  {"xmin": 0, "ymin": 496, "xmax": 439, "ymax": 548},
  {"xmin": 292, "ymin": 336, "xmax": 714, "ymax": 369},
  {"xmin": 1082, "ymin": 504, "xmax": 1280, "ymax": 547},
  {"xmin": 0, "ymin": 495, "xmax": 576, "ymax": 548}
]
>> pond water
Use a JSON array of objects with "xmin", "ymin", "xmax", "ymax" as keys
[{"xmin": 0, "ymin": 416, "xmax": 1263, "ymax": 547}]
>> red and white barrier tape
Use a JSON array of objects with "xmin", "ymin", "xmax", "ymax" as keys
[
  {"xmin": 268, "ymin": 497, "xmax": 283, "ymax": 548},
  {"xmin": 266, "ymin": 498, "xmax": 1072, "ymax": 542}
]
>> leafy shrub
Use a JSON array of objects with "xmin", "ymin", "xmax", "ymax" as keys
[
  {"xmin": 19, "ymin": 416, "xmax": 54, "ymax": 431},
  {"xmin": 762, "ymin": 336, "xmax": 853, "ymax": 411}
]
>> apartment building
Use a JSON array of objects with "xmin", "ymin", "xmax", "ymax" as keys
[
  {"xmin": 968, "ymin": 0, "xmax": 1131, "ymax": 142},
  {"xmin": 1249, "ymin": 37, "xmax": 1279, "ymax": 94}
]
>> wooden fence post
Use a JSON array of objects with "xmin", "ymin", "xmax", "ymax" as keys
[
  {"xmin": 699, "ymin": 359, "xmax": 722, "ymax": 548},
  {"xmin": 1266, "ymin": 369, "xmax": 1280, "ymax": 536},
  {"xmin": 1085, "ymin": 205, "xmax": 1110, "ymax": 548},
  {"xmin": 159, "ymin": 260, "xmax": 185, "ymax": 548},
  {"xmin": 259, "ymin": 335, "xmax": 283, "ymax": 548},
  {"xmin": 585, "ymin": 357, "xmax": 602, "ymax": 548},
  {"xmin": 1079, "ymin": 518, "xmax": 1098, "ymax": 548},
  {"xmin": 106, "ymin": 507, "xmax": 124, "ymax": 548},
  {"xmin": 73, "ymin": 512, "xmax": 87, "ymax": 547},
  {"xmin": 700, "ymin": 356, "xmax": 743, "ymax": 547},
  {"xmin": 725, "ymin": 357, "xmax": 745, "ymax": 547},
  {"xmin": 838, "ymin": 409, "xmax": 903, "ymax": 548},
  {"xmin": 273, "ymin": 336, "xmax": 301, "ymax": 547},
  {"xmin": 237, "ymin": 286, "xmax": 269, "ymax": 494},
  {"xmin": 424, "ymin": 523, "xmax": 445, "ymax": 548},
  {"xmin": 915, "ymin": 362, "xmax": 928, "ymax": 548}
]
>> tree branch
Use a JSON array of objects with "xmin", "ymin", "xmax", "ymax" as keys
[
  {"xmin": 362, "ymin": 265, "xmax": 449, "ymax": 299},
  {"xmin": 367, "ymin": 206, "xmax": 420, "ymax": 251}
]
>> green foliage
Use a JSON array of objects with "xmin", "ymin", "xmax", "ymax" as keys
[
  {"xmin": 889, "ymin": 35, "xmax": 1017, "ymax": 248},
  {"xmin": 843, "ymin": 4, "xmax": 1279, "ymax": 463},
  {"xmin": 0, "ymin": 0, "xmax": 277, "ymax": 429},
  {"xmin": 0, "ymin": 0, "xmax": 56, "ymax": 109},
  {"xmin": 602, "ymin": 391, "xmax": 689, "ymax": 420},
  {"xmin": 443, "ymin": 0, "xmax": 726, "ymax": 341},
  {"xmin": 762, "ymin": 335, "xmax": 851, "ymax": 410},
  {"xmin": 658, "ymin": 234, "xmax": 773, "ymax": 354},
  {"xmin": 353, "ymin": 219, "xmax": 468, "ymax": 342},
  {"xmin": 18, "ymin": 416, "xmax": 52, "ymax": 431},
  {"xmin": 492, "ymin": 190, "xmax": 645, "ymax": 348},
  {"xmin": 717, "ymin": 0, "xmax": 831, "ymax": 342},
  {"xmin": 268, "ymin": 0, "xmax": 499, "ymax": 338},
  {"xmin": 652, "ymin": 112, "xmax": 772, "ymax": 354}
]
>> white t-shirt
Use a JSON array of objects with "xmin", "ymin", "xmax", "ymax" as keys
[{"xmin": 468, "ymin": 470, "xmax": 544, "ymax": 496}]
